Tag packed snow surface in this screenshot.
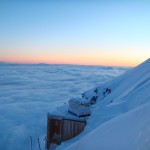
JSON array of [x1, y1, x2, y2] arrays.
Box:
[[65, 102, 150, 150], [0, 63, 128, 150], [56, 58, 150, 150]]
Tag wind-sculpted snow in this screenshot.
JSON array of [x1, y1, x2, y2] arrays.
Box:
[[0, 64, 128, 150]]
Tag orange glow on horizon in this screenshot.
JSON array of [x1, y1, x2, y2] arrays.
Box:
[[0, 56, 145, 67], [0, 46, 148, 67]]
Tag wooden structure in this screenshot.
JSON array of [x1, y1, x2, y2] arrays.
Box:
[[47, 113, 86, 149]]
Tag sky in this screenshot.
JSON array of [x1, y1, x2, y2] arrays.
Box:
[[0, 1, 150, 66]]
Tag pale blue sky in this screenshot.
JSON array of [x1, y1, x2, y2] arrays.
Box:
[[0, 1, 150, 66]]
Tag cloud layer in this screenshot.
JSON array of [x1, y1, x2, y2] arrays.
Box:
[[0, 64, 129, 150]]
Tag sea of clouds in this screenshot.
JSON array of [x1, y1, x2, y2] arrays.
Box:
[[0, 63, 129, 150]]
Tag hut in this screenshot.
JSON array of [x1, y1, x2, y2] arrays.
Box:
[[68, 98, 91, 117], [47, 113, 86, 150]]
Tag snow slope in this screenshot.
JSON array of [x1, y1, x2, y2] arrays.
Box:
[[65, 102, 150, 150], [57, 58, 150, 150]]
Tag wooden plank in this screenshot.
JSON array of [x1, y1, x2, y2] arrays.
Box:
[[47, 114, 86, 149]]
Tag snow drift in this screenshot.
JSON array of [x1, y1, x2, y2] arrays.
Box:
[[57, 58, 150, 150]]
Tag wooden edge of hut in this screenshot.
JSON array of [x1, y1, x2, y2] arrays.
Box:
[[47, 113, 87, 150]]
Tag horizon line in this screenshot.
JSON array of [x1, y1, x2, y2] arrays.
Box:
[[0, 61, 133, 68]]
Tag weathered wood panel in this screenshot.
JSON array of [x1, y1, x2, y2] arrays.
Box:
[[47, 114, 86, 150]]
